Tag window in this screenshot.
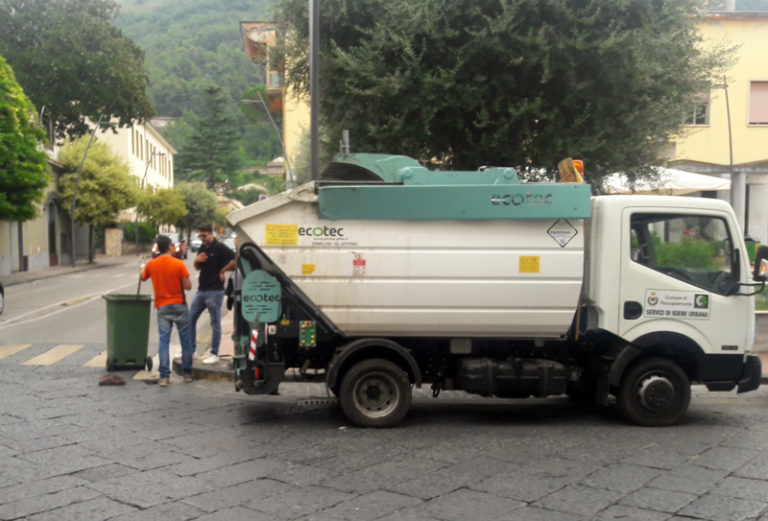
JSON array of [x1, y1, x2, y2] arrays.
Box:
[[630, 213, 738, 295], [749, 81, 768, 125], [684, 97, 709, 125]]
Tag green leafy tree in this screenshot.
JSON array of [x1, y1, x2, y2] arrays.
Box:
[[137, 187, 188, 232], [57, 137, 139, 260], [176, 87, 241, 187], [274, 0, 730, 181], [175, 182, 219, 241], [0, 0, 154, 140], [0, 54, 48, 221]]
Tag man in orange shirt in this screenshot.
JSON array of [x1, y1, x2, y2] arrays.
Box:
[[141, 235, 193, 387]]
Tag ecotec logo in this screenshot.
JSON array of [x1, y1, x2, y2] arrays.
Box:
[[298, 226, 345, 237], [491, 193, 553, 206]]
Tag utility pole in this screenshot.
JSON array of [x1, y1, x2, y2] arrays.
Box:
[[309, 0, 320, 180], [135, 151, 166, 255], [70, 114, 104, 267]]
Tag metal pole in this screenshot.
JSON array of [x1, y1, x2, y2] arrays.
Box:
[[309, 0, 320, 180], [341, 130, 350, 155], [240, 96, 292, 181], [136, 151, 165, 255], [722, 76, 744, 233], [70, 114, 104, 267]]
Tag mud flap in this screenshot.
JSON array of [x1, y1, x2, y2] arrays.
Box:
[[737, 355, 761, 393]]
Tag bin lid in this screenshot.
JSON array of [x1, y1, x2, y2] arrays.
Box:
[[103, 294, 153, 302]]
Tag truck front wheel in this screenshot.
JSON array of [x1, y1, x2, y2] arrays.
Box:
[[618, 357, 690, 426], [339, 359, 412, 427]]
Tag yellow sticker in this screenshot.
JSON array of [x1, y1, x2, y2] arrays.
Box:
[[302, 264, 316, 274], [519, 256, 540, 273], [265, 224, 298, 246]]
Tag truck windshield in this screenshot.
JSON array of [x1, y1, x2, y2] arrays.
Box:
[[630, 213, 738, 295]]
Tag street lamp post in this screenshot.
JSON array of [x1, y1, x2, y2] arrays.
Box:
[[714, 76, 743, 233], [240, 95, 293, 183], [135, 151, 166, 255]]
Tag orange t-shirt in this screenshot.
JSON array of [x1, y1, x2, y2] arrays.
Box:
[[141, 255, 190, 308]]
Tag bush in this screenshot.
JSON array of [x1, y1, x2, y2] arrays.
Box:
[[121, 221, 156, 244]]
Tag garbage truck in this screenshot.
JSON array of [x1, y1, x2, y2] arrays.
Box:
[[226, 153, 763, 427]]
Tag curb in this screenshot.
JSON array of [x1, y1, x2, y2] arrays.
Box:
[[171, 355, 234, 382]]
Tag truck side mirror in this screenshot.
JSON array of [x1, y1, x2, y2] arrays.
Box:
[[753, 245, 768, 281]]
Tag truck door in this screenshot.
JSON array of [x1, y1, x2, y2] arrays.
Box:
[[618, 209, 753, 355]]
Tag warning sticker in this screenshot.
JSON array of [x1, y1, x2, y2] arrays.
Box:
[[302, 264, 316, 275], [265, 224, 298, 246], [644, 290, 710, 320], [519, 256, 540, 273], [547, 219, 578, 248]]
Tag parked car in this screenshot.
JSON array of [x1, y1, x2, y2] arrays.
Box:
[[222, 236, 236, 252], [152, 233, 188, 259], [0, 281, 4, 315], [190, 236, 202, 252]]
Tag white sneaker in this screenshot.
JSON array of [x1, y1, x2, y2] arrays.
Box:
[[202, 354, 219, 364]]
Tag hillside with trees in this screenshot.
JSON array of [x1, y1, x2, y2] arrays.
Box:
[[113, 0, 282, 187]]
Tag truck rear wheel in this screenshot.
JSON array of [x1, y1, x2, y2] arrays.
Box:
[[339, 359, 411, 427], [618, 357, 690, 426]]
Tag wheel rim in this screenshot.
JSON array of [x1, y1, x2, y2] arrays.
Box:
[[636, 373, 676, 412], [352, 370, 400, 419]]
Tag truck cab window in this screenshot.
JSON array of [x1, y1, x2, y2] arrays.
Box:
[[630, 213, 737, 295]]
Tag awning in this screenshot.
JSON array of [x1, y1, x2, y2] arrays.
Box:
[[602, 168, 731, 195]]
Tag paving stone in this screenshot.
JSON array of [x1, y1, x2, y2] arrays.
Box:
[[619, 486, 698, 513], [678, 494, 768, 521], [689, 446, 759, 472], [182, 479, 293, 513], [712, 476, 768, 502], [733, 453, 768, 480], [646, 464, 729, 495], [246, 484, 354, 520], [593, 505, 669, 521], [0, 486, 100, 520], [532, 484, 623, 517], [579, 463, 661, 493], [620, 444, 691, 470], [306, 490, 423, 521], [472, 471, 570, 502], [417, 488, 523, 521], [389, 470, 480, 500], [190, 505, 273, 521], [0, 476, 89, 504], [108, 500, 205, 521], [25, 496, 137, 521], [194, 458, 286, 488], [520, 456, 602, 481]]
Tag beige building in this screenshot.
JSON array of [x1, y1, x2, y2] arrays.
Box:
[[670, 10, 768, 241], [0, 120, 177, 275], [240, 21, 308, 183]]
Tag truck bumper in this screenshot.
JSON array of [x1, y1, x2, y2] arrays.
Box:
[[737, 354, 761, 393]]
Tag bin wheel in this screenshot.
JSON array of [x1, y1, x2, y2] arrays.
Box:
[[106, 359, 114, 372], [145, 356, 153, 371]]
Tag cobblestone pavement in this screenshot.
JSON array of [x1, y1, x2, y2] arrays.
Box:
[[4, 363, 768, 521]]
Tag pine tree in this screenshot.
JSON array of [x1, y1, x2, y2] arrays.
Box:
[[176, 87, 241, 188]]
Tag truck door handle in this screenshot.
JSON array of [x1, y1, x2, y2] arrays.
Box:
[[624, 301, 643, 320]]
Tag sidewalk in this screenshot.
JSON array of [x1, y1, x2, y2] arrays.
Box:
[[0, 253, 139, 287]]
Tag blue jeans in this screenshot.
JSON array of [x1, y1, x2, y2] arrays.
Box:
[[189, 290, 225, 356], [156, 304, 193, 378]]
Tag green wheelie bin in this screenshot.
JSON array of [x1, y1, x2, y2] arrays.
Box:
[[103, 294, 153, 371]]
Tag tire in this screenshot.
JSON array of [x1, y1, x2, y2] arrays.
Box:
[[145, 356, 153, 371], [618, 357, 690, 426], [339, 358, 412, 427]]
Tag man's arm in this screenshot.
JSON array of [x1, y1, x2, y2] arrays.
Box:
[[182, 276, 192, 291], [219, 259, 236, 283], [193, 252, 207, 271]]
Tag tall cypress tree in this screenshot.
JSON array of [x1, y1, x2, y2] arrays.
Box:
[[176, 87, 241, 188]]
